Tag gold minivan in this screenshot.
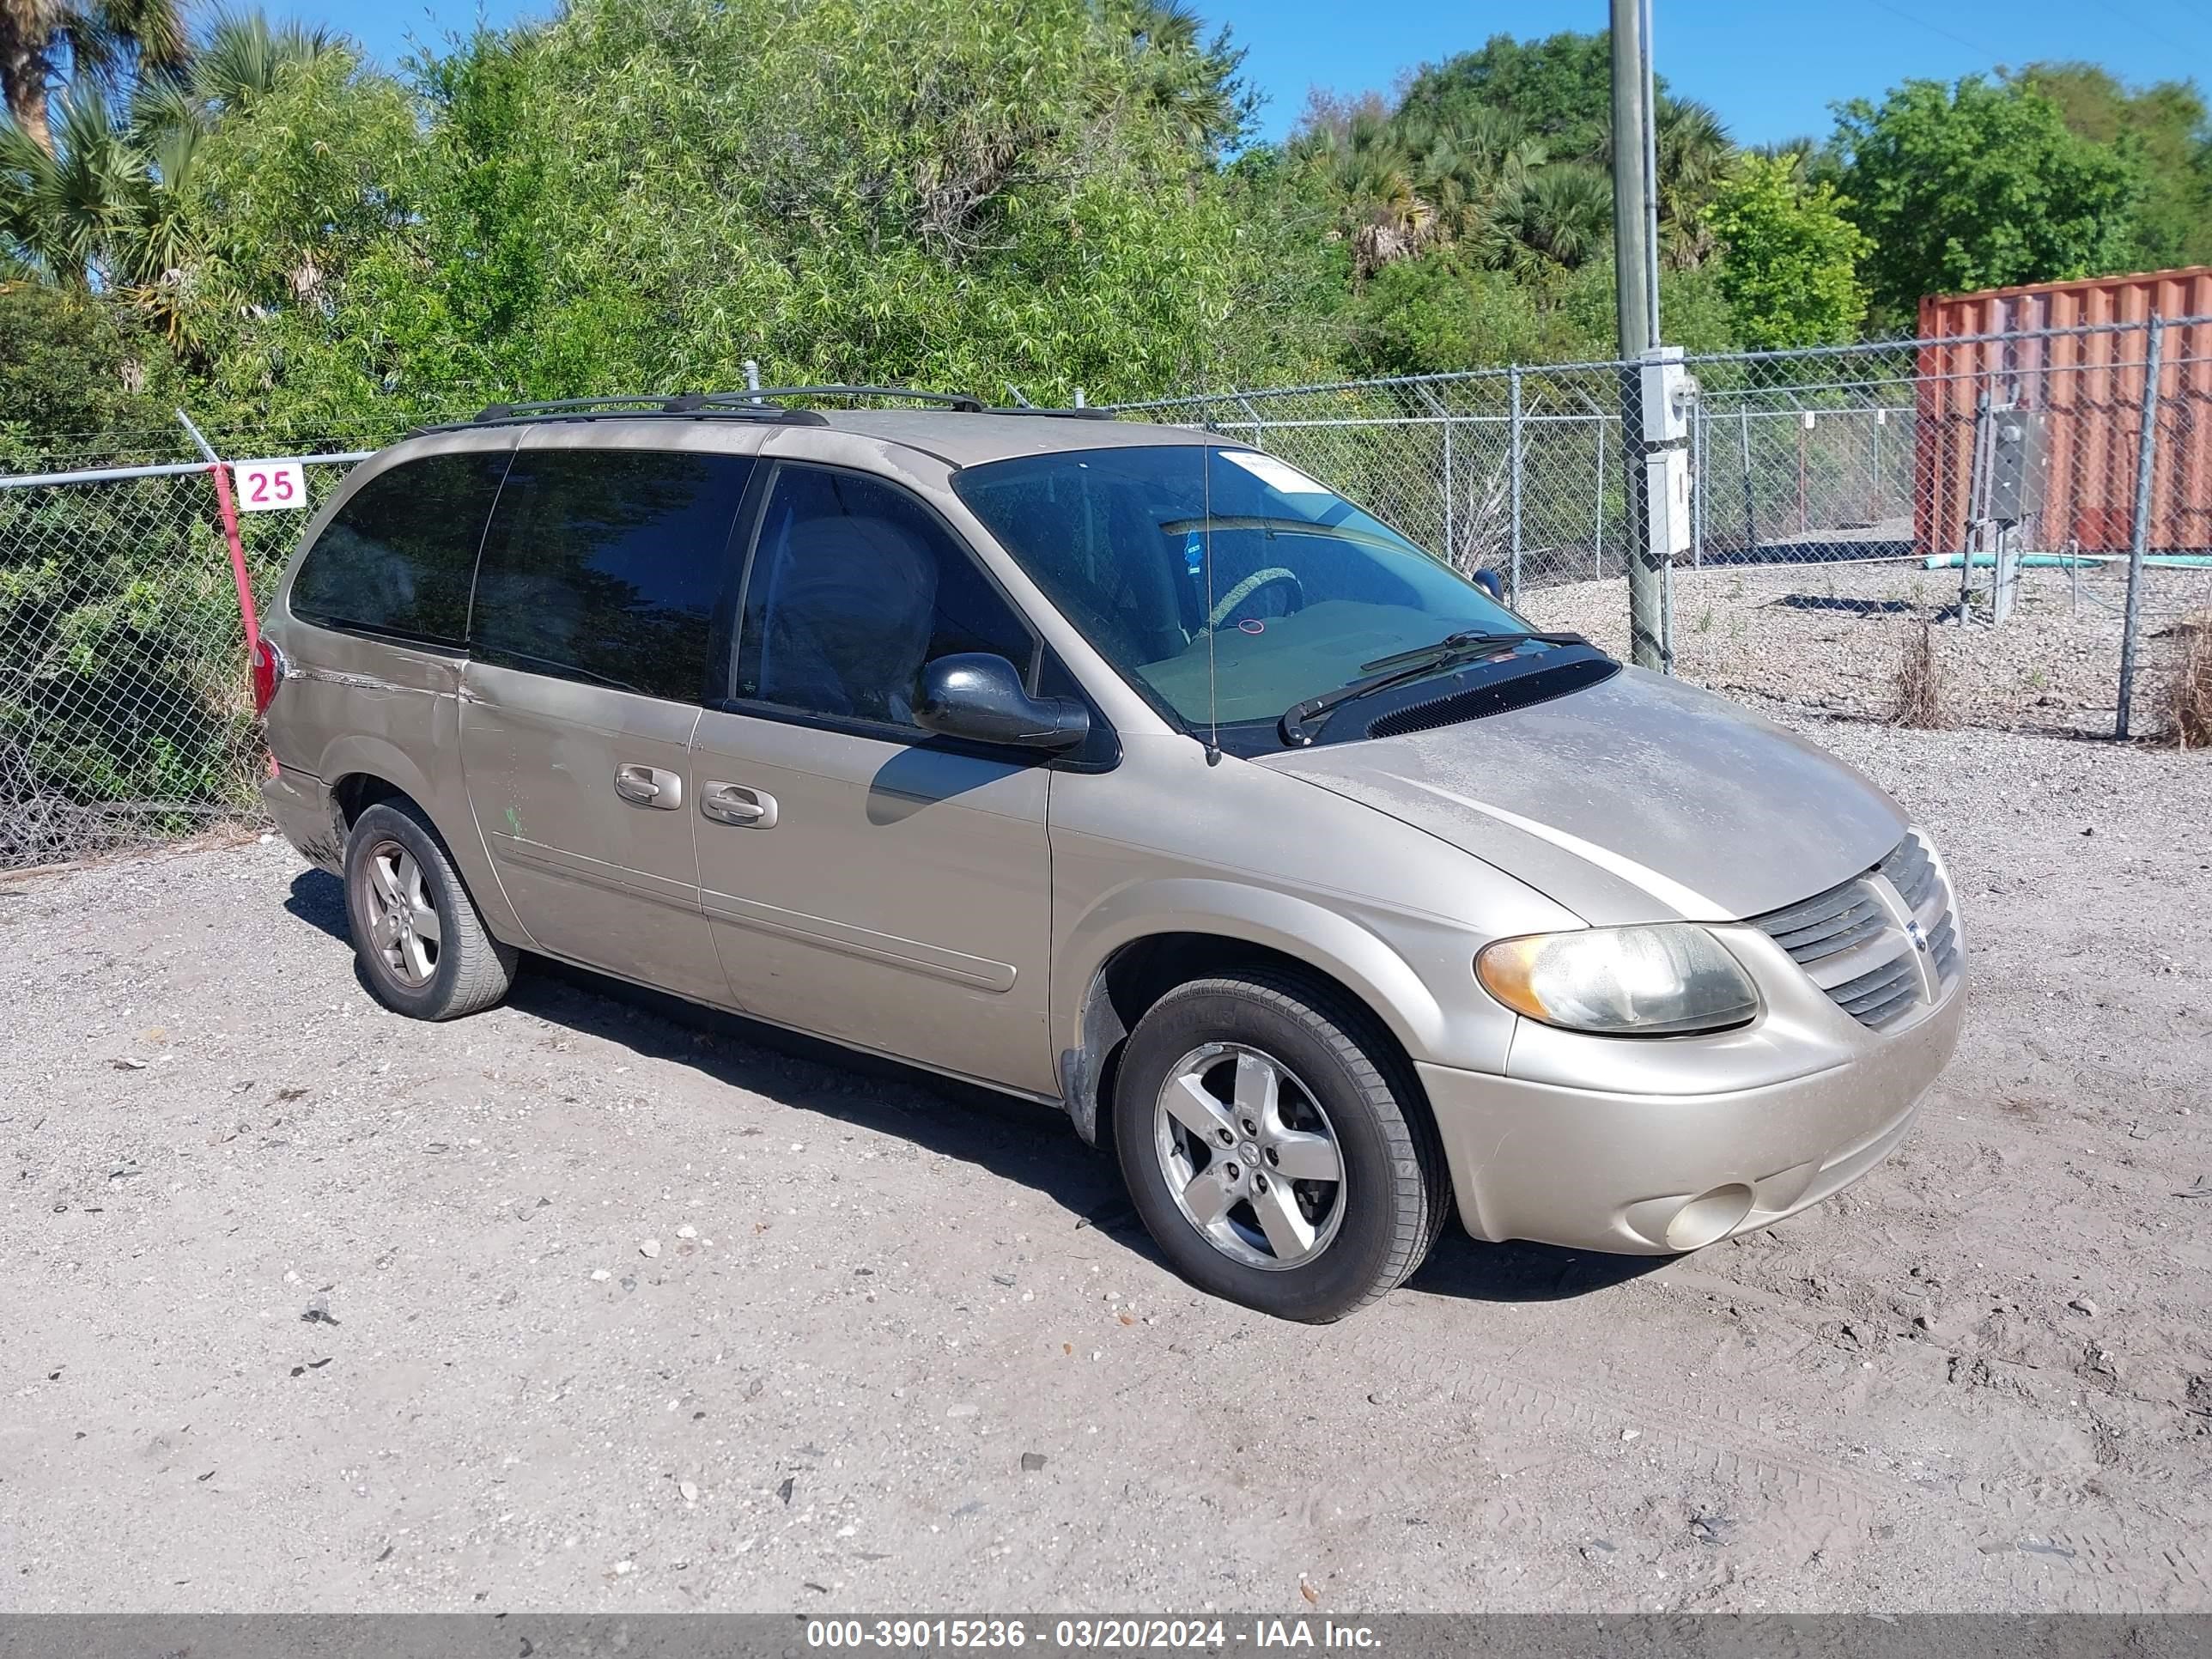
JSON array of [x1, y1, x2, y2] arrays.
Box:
[[258, 391, 1964, 1322]]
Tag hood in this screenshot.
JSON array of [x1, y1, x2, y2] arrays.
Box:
[[1263, 665, 1905, 925]]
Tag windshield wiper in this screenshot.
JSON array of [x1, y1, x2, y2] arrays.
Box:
[[1357, 629, 1586, 674], [1278, 629, 1588, 747]]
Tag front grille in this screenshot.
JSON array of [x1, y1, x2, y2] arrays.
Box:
[[1830, 955, 1922, 1027], [1751, 830, 1960, 1031], [1881, 833, 1939, 913]]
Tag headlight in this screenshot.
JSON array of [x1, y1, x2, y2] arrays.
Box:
[[1475, 923, 1759, 1036]]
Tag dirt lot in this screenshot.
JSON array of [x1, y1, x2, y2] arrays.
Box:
[[1528, 557, 2211, 738], [3, 719, 2209, 1614]]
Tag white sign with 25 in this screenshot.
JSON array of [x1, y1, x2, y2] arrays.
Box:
[[232, 459, 307, 512]]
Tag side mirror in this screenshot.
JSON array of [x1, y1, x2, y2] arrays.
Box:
[[1473, 568, 1506, 602], [915, 653, 1091, 752]]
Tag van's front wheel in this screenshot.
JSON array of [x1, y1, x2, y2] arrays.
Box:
[[1113, 970, 1446, 1322]]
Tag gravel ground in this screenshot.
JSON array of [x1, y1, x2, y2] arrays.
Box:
[[3, 722, 2209, 1614], [1526, 558, 2212, 736]]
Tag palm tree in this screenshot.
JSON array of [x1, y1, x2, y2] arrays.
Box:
[[1393, 104, 1548, 252], [1482, 162, 1613, 279], [1299, 108, 1443, 278], [1593, 94, 1735, 269], [1652, 98, 1730, 267], [1477, 164, 1619, 279], [0, 0, 185, 155], [0, 85, 148, 280], [2, 11, 346, 339], [1103, 0, 1251, 160]]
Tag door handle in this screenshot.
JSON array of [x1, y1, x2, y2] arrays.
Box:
[[614, 763, 683, 809], [702, 781, 777, 829]]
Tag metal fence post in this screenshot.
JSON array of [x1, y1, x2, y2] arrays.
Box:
[[1508, 367, 1524, 602], [1442, 405, 1456, 568], [1235, 394, 1266, 456], [1414, 384, 1454, 564], [175, 409, 262, 661], [1593, 415, 1607, 578], [1737, 407, 1756, 554], [2116, 313, 2166, 740], [1963, 390, 1992, 625], [1691, 400, 1705, 568]]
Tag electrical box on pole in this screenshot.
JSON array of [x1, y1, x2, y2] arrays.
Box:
[[1639, 345, 1697, 562], [1640, 345, 1695, 445]]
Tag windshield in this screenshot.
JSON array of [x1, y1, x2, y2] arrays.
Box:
[[954, 444, 1529, 731]]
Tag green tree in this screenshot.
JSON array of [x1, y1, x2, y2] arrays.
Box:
[[179, 0, 1319, 422], [0, 277, 173, 454], [1556, 258, 1739, 354], [1481, 162, 1612, 280], [1397, 31, 1623, 161], [1834, 75, 2142, 325], [1342, 250, 1596, 375], [0, 9, 343, 343], [1395, 32, 1733, 274], [1709, 152, 1869, 348], [0, 0, 184, 154], [2018, 62, 2212, 270], [1103, 0, 1255, 161]]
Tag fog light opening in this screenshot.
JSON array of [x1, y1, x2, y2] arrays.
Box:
[[1664, 1183, 1755, 1252]]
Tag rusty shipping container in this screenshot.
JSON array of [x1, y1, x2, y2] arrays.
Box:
[[1915, 268, 2212, 556]]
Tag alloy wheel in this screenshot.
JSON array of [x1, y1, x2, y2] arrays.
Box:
[[362, 838, 441, 989], [1153, 1041, 1346, 1271]]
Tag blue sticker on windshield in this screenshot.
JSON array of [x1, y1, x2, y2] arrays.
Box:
[[1185, 532, 1204, 579]]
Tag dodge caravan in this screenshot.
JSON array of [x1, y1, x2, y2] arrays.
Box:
[[256, 390, 1964, 1322]]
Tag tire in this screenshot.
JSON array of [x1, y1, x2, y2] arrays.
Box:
[[1112, 969, 1447, 1322], [343, 799, 517, 1021]]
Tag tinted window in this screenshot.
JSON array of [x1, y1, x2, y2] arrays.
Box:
[[734, 465, 1034, 728], [471, 448, 757, 702], [289, 450, 510, 645]]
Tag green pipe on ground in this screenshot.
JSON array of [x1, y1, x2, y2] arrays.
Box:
[[1922, 551, 2212, 570]]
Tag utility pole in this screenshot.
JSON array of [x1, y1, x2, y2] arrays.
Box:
[[1610, 0, 1665, 669]]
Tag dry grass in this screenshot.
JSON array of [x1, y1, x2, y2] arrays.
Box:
[[2166, 612, 2212, 749], [1890, 622, 1950, 730]]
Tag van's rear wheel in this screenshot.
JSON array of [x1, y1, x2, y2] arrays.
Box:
[[1113, 970, 1446, 1322], [343, 799, 516, 1021]]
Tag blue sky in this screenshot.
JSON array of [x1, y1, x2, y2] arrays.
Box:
[[295, 0, 2210, 147]]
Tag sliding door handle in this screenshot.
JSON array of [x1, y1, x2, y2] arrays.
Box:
[[702, 781, 777, 828], [614, 763, 683, 809]]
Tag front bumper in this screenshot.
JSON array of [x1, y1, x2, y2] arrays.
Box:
[[259, 766, 344, 874], [1415, 975, 1963, 1255]]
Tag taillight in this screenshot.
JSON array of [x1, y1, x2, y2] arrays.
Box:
[[251, 635, 287, 717]]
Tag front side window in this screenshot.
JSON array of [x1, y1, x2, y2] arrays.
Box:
[[471, 447, 757, 702], [289, 449, 511, 646], [954, 444, 1532, 732], [733, 465, 1034, 728]]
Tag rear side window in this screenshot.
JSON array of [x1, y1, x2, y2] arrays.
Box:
[[289, 450, 511, 646], [471, 448, 757, 702]]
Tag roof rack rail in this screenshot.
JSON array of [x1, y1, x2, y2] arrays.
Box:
[[720, 386, 989, 412], [431, 385, 1115, 436], [468, 386, 990, 423], [731, 386, 1111, 418]]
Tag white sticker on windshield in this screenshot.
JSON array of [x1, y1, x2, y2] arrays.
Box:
[[1219, 449, 1332, 496]]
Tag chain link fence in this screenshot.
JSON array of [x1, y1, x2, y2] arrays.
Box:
[[3, 324, 2207, 872], [1116, 313, 2212, 744], [0, 451, 359, 869]]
